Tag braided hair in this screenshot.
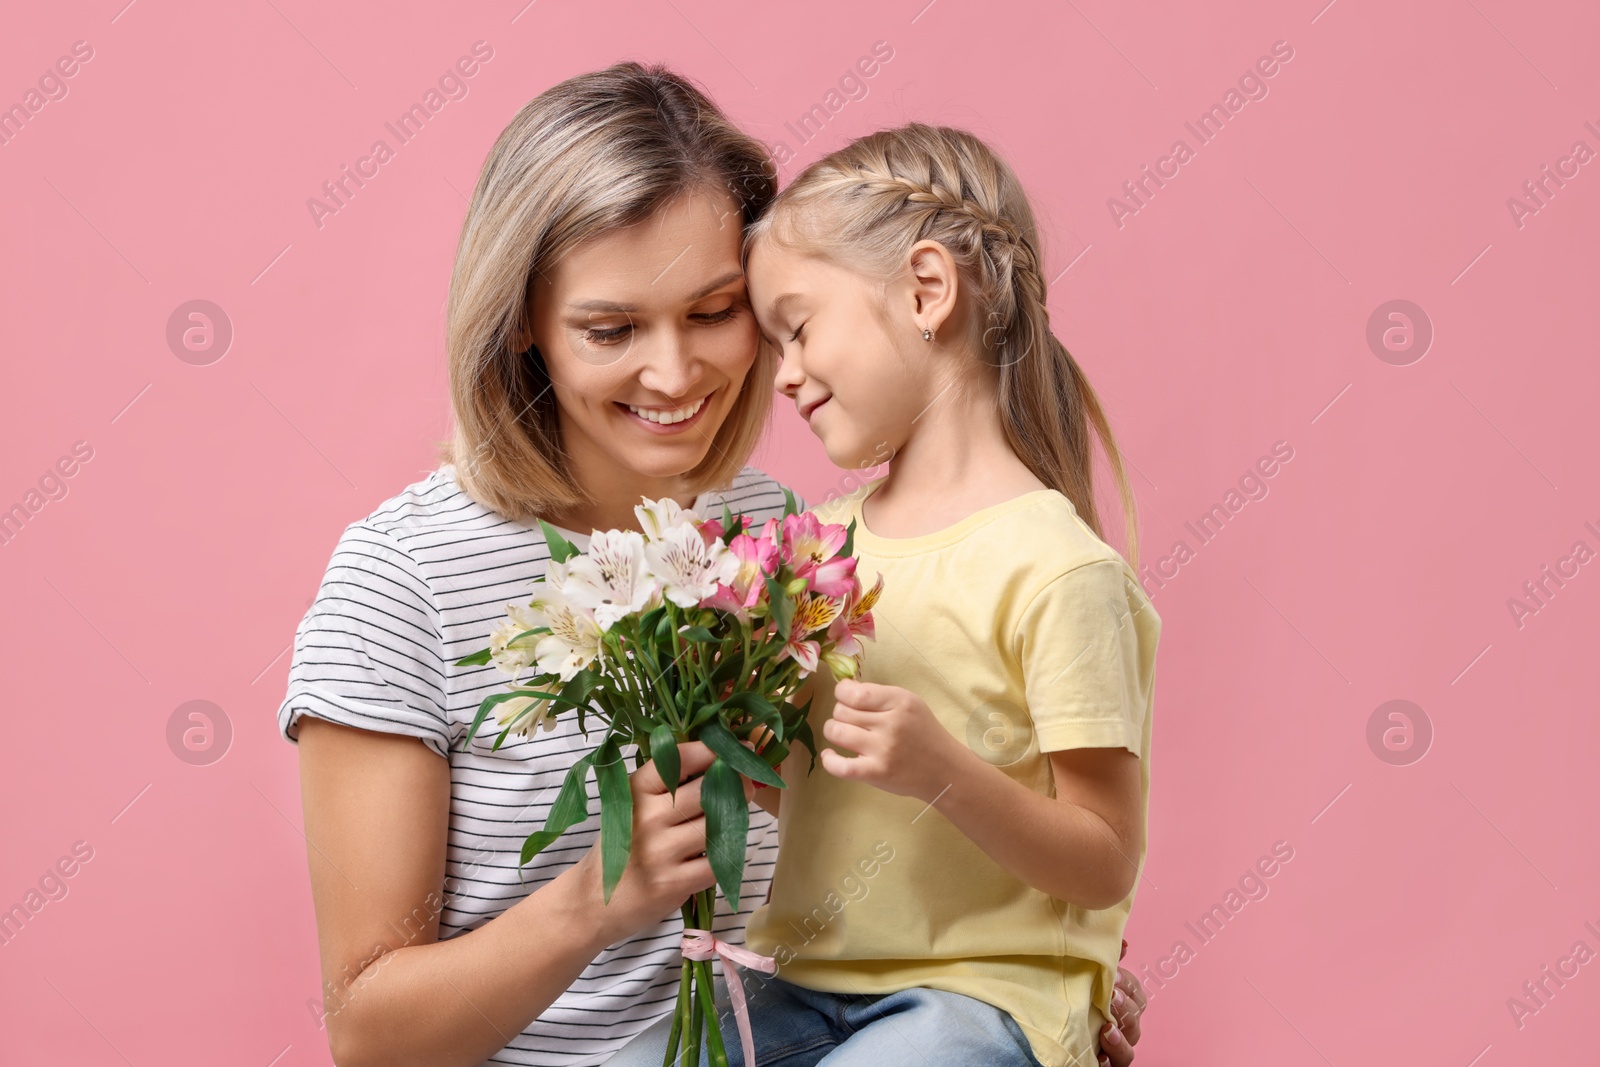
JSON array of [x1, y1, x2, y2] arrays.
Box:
[[749, 123, 1141, 569]]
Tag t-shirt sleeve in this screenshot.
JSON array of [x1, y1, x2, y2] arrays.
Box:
[[1015, 559, 1158, 756], [277, 521, 452, 759]]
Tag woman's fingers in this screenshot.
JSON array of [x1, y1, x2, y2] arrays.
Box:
[[1100, 1021, 1133, 1067], [1113, 965, 1146, 1044]]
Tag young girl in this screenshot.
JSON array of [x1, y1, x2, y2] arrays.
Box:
[[733, 123, 1157, 1067]]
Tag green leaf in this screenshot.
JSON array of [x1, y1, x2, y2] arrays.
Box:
[[723, 691, 778, 719], [649, 723, 681, 797], [679, 626, 718, 643], [686, 700, 725, 734], [454, 648, 492, 667], [699, 719, 785, 788], [701, 757, 749, 910], [765, 576, 794, 641], [638, 605, 666, 640], [519, 750, 597, 864], [782, 486, 801, 518], [539, 520, 581, 563], [555, 668, 600, 711], [793, 716, 820, 774], [594, 739, 634, 904], [840, 516, 857, 561]]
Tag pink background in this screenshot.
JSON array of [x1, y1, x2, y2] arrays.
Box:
[[2, 1, 1596, 1063]]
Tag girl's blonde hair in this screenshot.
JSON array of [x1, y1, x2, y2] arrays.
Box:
[[748, 123, 1140, 569], [439, 61, 779, 522]]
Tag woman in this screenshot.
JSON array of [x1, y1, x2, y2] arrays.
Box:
[[278, 61, 1148, 1067]]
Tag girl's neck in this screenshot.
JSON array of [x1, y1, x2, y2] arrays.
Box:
[[864, 375, 1047, 540]]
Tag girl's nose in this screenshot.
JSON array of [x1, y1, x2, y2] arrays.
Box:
[[772, 345, 804, 397]]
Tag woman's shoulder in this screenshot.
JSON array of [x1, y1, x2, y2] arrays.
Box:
[[697, 466, 801, 522], [324, 465, 544, 583]]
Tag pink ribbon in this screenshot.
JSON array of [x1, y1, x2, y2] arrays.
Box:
[[681, 929, 778, 1066]]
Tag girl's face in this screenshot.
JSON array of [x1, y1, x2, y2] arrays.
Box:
[[746, 237, 927, 471], [527, 187, 757, 496]]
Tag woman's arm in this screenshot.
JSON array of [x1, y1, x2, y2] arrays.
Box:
[[298, 718, 741, 1067]]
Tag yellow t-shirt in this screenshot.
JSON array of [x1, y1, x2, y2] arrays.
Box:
[[743, 480, 1160, 1067]]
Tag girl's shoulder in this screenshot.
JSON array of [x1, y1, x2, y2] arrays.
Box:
[[999, 489, 1142, 588]]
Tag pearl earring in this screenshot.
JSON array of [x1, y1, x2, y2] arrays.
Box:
[[921, 326, 935, 342]]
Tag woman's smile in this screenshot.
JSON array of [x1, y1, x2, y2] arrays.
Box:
[[615, 388, 717, 434]]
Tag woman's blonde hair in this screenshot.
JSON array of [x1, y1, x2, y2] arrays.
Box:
[[748, 123, 1140, 568], [439, 61, 779, 522]]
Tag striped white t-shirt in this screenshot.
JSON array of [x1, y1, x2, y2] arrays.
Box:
[[277, 463, 801, 1066]]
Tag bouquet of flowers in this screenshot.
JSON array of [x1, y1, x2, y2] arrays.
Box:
[[455, 490, 879, 1067]]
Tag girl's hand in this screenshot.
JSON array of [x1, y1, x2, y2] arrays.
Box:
[[820, 679, 967, 802], [1099, 939, 1147, 1067]]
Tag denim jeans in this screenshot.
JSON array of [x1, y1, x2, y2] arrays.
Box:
[[603, 969, 1046, 1067]]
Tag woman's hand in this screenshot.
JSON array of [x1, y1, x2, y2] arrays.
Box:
[[1099, 939, 1147, 1067], [578, 740, 752, 945]]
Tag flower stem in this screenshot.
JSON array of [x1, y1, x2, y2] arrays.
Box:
[[696, 954, 730, 1067]]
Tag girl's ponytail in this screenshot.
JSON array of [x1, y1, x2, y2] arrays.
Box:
[[752, 123, 1141, 569]]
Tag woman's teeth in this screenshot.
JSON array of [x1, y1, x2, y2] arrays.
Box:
[[625, 396, 707, 425]]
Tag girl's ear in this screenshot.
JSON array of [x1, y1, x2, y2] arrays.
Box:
[[904, 239, 959, 337]]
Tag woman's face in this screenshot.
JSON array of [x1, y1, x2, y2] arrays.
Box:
[[527, 187, 758, 504]]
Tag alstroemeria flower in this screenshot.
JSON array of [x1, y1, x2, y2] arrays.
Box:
[[827, 572, 883, 656], [562, 529, 657, 630], [489, 602, 546, 679], [704, 532, 780, 616], [526, 582, 603, 680], [777, 593, 845, 675], [643, 523, 741, 608], [635, 497, 703, 541], [781, 512, 856, 597], [497, 691, 559, 737]]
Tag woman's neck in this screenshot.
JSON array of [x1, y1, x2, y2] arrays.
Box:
[[540, 459, 702, 536]]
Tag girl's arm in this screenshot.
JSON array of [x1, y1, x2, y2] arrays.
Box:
[[936, 745, 1143, 910], [297, 718, 740, 1067], [822, 679, 1143, 909]]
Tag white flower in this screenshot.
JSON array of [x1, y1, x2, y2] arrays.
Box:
[[526, 582, 603, 680], [497, 692, 559, 737], [635, 497, 703, 541], [562, 529, 658, 630], [488, 603, 544, 679], [643, 522, 741, 608]]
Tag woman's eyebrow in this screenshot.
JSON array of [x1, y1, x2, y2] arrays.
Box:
[[567, 270, 746, 314]]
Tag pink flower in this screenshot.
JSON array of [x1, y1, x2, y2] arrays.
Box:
[[780, 512, 856, 597], [696, 517, 726, 548], [777, 593, 845, 676], [703, 533, 779, 616], [827, 572, 882, 656]]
